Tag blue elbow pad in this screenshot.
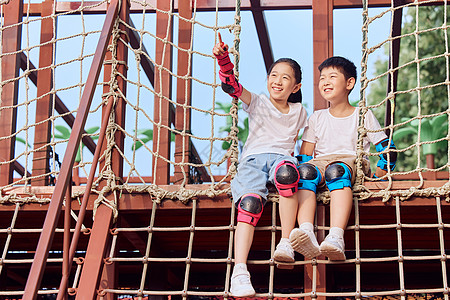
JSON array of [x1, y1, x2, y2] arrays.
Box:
[[376, 138, 397, 171], [296, 154, 313, 164]]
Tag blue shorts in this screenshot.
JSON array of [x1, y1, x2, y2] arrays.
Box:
[[231, 153, 298, 205]]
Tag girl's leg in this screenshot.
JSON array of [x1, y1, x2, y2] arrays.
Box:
[[278, 194, 299, 239], [231, 222, 256, 297], [234, 222, 255, 264]]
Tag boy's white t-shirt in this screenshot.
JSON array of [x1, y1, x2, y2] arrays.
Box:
[[240, 93, 307, 159], [302, 107, 387, 158]]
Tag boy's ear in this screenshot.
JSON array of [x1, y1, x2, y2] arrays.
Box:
[[346, 77, 356, 91]]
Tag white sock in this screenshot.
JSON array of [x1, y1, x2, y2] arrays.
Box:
[[329, 227, 344, 239], [300, 222, 314, 232], [234, 263, 247, 271]]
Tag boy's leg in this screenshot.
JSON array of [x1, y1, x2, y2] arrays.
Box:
[[330, 187, 353, 229], [320, 162, 354, 260], [289, 189, 321, 259]]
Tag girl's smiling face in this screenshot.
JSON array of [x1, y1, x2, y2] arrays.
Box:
[[267, 62, 301, 103]]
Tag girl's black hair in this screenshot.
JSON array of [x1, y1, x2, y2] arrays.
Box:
[[268, 58, 302, 103]]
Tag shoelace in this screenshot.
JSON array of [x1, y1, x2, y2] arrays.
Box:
[[235, 274, 251, 285]]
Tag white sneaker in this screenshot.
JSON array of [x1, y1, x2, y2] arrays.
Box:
[[320, 234, 346, 261], [289, 228, 320, 259], [273, 238, 295, 263], [230, 264, 256, 297]]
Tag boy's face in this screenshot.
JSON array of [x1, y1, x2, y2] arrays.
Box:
[[318, 66, 355, 103]]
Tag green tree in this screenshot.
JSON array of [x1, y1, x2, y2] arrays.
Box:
[[214, 101, 249, 152], [54, 125, 100, 162], [132, 129, 175, 151], [367, 5, 449, 171]]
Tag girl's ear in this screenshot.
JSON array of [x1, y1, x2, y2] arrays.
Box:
[[293, 82, 302, 94]]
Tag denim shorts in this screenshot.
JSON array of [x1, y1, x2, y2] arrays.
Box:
[[230, 153, 298, 205]]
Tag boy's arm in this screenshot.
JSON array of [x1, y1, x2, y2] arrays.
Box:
[[297, 141, 315, 163], [300, 141, 315, 156]]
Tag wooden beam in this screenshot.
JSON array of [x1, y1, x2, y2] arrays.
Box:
[[128, 18, 155, 87], [250, 0, 274, 72], [174, 0, 193, 184], [152, 0, 173, 185], [312, 0, 333, 111], [19, 53, 97, 155], [19, 0, 446, 16], [384, 0, 403, 135], [31, 0, 56, 186], [0, 0, 23, 186]]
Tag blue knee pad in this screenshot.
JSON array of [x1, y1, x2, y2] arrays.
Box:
[[297, 163, 322, 193], [325, 162, 352, 192]]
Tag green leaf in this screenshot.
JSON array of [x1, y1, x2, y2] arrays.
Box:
[[55, 125, 71, 139], [393, 127, 417, 141]]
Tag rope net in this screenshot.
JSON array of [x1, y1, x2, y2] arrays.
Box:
[[354, 0, 450, 203], [0, 0, 450, 299]]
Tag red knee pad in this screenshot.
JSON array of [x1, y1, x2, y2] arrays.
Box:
[[274, 160, 300, 197], [237, 193, 263, 227]]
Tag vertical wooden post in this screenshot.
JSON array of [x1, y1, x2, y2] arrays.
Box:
[[312, 0, 333, 111], [76, 0, 128, 297], [32, 0, 55, 186], [0, 0, 23, 186], [308, 1, 334, 296], [174, 0, 192, 184], [152, 0, 173, 185]]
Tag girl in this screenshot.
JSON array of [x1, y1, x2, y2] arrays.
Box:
[[213, 34, 307, 297]]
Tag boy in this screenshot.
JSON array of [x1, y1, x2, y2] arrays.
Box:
[[286, 56, 396, 261]]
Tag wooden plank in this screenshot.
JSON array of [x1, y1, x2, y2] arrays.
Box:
[[31, 0, 55, 186], [312, 0, 333, 111], [0, 0, 23, 186], [152, 0, 173, 185], [250, 0, 274, 72], [174, 0, 193, 184]]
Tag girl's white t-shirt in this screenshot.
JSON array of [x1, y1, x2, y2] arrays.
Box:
[[302, 107, 387, 158], [240, 93, 307, 159]]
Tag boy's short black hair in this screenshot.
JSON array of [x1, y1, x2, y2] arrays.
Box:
[[318, 56, 357, 81]]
